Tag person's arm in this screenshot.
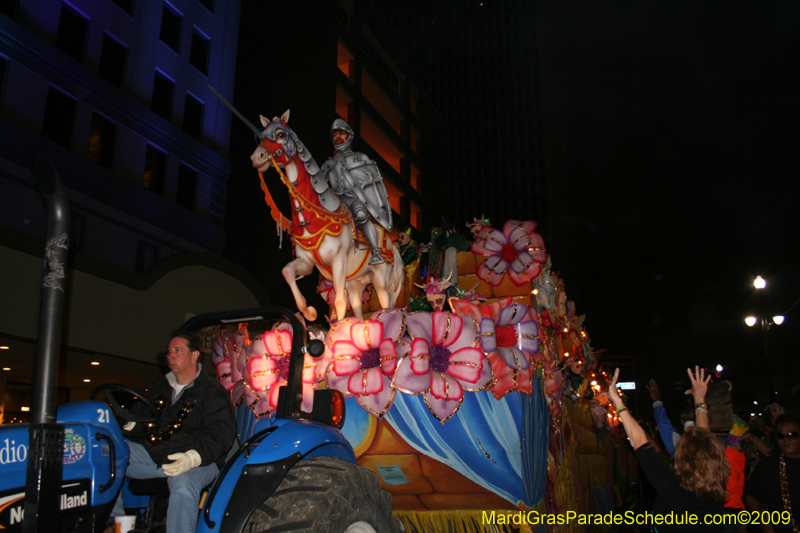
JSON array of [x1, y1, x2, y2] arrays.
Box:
[[607, 368, 648, 449], [685, 366, 710, 429], [742, 433, 772, 457], [648, 379, 678, 456], [744, 495, 775, 533]]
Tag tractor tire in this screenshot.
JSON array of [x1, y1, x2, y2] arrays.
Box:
[[242, 456, 401, 533]]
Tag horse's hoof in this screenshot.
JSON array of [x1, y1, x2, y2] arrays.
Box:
[[303, 307, 318, 321]]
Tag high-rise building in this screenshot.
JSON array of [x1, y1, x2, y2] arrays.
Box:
[[0, 0, 263, 418], [373, 0, 548, 231]]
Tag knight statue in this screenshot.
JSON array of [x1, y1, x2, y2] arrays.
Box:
[[320, 119, 392, 264]]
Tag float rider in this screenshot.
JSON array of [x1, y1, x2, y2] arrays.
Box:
[[320, 119, 393, 265]]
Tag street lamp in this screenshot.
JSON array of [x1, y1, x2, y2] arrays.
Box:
[[745, 276, 784, 401]]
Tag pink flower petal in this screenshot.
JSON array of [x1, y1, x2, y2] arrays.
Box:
[[449, 297, 483, 325], [379, 338, 398, 375], [392, 356, 431, 394], [351, 321, 383, 351], [447, 347, 484, 383], [372, 308, 405, 342], [447, 315, 478, 353], [503, 219, 537, 239], [479, 318, 496, 352], [405, 312, 433, 342], [471, 228, 507, 256], [301, 383, 315, 413], [249, 356, 280, 391], [215, 361, 233, 391], [357, 377, 396, 417], [508, 260, 542, 286], [431, 311, 449, 346], [430, 371, 464, 401], [424, 392, 463, 423], [331, 340, 362, 376], [409, 338, 430, 375], [302, 355, 316, 383], [253, 397, 273, 418], [264, 330, 292, 356], [498, 302, 528, 326], [325, 367, 352, 397], [268, 384, 283, 411], [348, 367, 384, 396], [477, 256, 509, 287]]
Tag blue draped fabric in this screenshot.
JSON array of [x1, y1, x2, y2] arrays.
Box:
[[235, 383, 550, 509], [383, 382, 550, 507]]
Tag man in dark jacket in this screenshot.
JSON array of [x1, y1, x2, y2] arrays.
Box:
[[112, 332, 236, 533]]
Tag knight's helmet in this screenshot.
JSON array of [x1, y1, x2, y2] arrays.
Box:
[[331, 118, 355, 152]]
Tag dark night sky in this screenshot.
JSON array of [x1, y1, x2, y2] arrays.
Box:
[[226, 1, 800, 416], [533, 1, 800, 413]]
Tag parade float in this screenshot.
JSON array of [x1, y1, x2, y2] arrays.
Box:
[[208, 102, 637, 532]]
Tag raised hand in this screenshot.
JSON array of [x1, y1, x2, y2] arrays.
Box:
[[646, 379, 661, 402], [685, 366, 710, 403]]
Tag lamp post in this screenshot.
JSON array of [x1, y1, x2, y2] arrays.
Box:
[[745, 275, 785, 402]]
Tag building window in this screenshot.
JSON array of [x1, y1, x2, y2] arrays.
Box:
[[196, 0, 213, 12], [111, 0, 133, 15], [152, 71, 174, 121], [183, 93, 203, 139], [189, 28, 210, 74], [337, 41, 355, 81], [336, 84, 354, 123], [160, 3, 182, 52], [135, 240, 158, 272], [56, 3, 88, 63], [87, 113, 117, 168], [42, 87, 77, 149], [176, 163, 197, 210], [143, 145, 167, 195], [98, 34, 127, 88]]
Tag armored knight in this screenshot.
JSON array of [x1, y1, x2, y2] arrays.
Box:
[[320, 119, 392, 264]]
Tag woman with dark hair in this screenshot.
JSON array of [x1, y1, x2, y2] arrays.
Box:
[[608, 366, 729, 531], [744, 413, 800, 533]]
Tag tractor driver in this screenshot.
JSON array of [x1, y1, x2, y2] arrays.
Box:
[[111, 332, 236, 533]]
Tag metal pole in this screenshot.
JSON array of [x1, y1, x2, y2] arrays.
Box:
[[763, 319, 775, 403], [23, 153, 68, 533]]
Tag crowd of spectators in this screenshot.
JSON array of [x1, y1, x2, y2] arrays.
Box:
[[610, 367, 800, 532]]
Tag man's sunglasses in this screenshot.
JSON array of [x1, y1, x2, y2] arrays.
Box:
[[777, 432, 799, 440]]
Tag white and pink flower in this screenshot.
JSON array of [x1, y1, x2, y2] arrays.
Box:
[[393, 311, 493, 423], [325, 309, 403, 416], [450, 297, 540, 399], [248, 323, 316, 417], [472, 220, 547, 287]]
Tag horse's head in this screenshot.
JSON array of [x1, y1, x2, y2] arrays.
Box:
[[250, 110, 296, 172]]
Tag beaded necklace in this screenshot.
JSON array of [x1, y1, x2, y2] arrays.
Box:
[[779, 454, 800, 533]]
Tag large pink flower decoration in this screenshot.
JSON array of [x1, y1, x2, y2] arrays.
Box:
[[472, 220, 547, 286], [393, 311, 493, 423], [325, 309, 403, 417], [450, 297, 540, 399], [248, 323, 316, 417], [212, 326, 250, 406]]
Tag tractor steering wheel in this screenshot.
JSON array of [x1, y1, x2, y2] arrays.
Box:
[[90, 383, 159, 437]]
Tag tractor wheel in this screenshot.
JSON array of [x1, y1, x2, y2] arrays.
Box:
[[242, 456, 401, 533]]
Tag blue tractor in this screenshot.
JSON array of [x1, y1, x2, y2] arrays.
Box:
[[0, 155, 400, 533]]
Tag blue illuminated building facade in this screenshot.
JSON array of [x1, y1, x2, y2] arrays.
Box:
[[0, 0, 266, 419]]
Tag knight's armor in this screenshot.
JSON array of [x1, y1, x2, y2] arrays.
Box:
[[320, 119, 392, 264]]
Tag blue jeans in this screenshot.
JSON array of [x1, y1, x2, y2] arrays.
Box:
[[112, 441, 218, 533]]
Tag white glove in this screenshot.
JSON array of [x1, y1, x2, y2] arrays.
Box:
[[161, 450, 201, 477], [123, 421, 136, 431]]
